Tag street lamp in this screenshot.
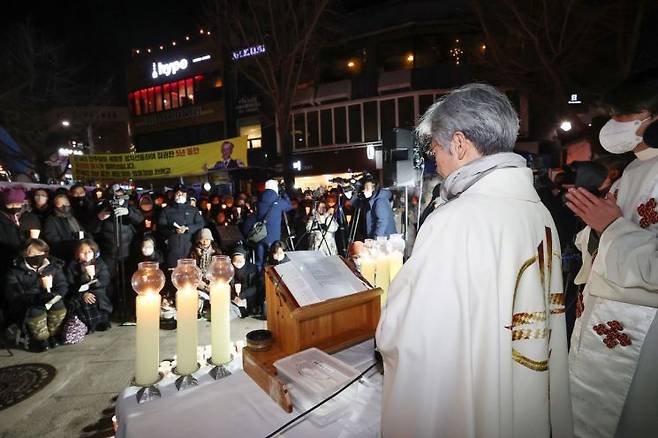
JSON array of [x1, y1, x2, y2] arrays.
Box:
[[61, 120, 70, 127], [560, 121, 572, 132]]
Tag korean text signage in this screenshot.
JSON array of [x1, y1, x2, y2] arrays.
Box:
[[71, 136, 248, 180]]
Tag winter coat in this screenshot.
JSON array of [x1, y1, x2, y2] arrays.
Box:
[[158, 203, 203, 268], [230, 262, 261, 307], [71, 197, 95, 231], [42, 215, 82, 262], [65, 258, 113, 317], [4, 256, 69, 324], [361, 188, 397, 238], [0, 212, 24, 271], [88, 204, 144, 260], [246, 189, 293, 246]]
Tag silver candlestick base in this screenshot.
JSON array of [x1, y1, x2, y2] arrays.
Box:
[[173, 364, 200, 391], [209, 359, 232, 380], [132, 373, 164, 404]]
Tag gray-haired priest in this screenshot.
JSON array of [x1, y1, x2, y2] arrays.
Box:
[[376, 84, 573, 437]]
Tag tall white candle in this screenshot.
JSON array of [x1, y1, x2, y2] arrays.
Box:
[[388, 251, 404, 283], [135, 292, 161, 386], [360, 256, 376, 287], [375, 254, 390, 307], [210, 282, 231, 364], [176, 286, 198, 375]]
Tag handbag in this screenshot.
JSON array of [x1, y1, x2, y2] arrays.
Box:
[[62, 315, 87, 344], [246, 198, 278, 245]]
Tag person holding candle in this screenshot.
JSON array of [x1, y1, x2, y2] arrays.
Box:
[[65, 239, 112, 332], [230, 246, 262, 318], [4, 239, 68, 352], [190, 228, 222, 316], [20, 189, 51, 235]]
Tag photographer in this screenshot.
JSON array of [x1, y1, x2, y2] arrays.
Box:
[[246, 179, 293, 271], [353, 175, 397, 239], [88, 185, 144, 279]]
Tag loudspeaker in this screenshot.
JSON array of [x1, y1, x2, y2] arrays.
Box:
[[382, 128, 415, 187]]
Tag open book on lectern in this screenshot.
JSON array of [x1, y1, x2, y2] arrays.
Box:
[[273, 251, 370, 307]]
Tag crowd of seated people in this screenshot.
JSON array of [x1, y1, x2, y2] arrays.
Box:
[[0, 180, 357, 352]]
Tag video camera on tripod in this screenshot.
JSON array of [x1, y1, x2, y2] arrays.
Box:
[[329, 172, 366, 199]]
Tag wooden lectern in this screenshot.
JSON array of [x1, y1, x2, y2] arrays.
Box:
[[243, 257, 381, 412]]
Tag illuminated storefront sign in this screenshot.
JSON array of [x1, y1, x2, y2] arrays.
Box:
[[192, 55, 211, 63], [152, 58, 189, 79], [231, 45, 266, 61]]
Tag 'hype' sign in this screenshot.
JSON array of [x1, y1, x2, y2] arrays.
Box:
[[151, 59, 189, 79]]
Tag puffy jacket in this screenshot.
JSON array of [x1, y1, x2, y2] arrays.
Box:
[[42, 215, 82, 262], [65, 258, 113, 316], [158, 203, 203, 268], [4, 256, 68, 324], [88, 204, 144, 260], [362, 188, 397, 238], [248, 189, 293, 246]]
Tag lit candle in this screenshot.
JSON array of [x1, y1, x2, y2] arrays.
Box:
[[132, 262, 165, 387], [176, 285, 199, 375], [29, 229, 40, 239], [135, 291, 161, 385], [375, 254, 390, 307], [388, 250, 404, 283], [208, 255, 234, 366], [210, 282, 231, 364], [145, 219, 152, 229], [360, 256, 376, 287]]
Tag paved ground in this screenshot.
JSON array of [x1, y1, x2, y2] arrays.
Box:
[[0, 317, 266, 438]]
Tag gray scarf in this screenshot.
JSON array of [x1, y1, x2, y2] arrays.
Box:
[[440, 152, 527, 202]]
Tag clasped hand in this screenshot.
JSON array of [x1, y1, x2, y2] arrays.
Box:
[[565, 187, 623, 234]]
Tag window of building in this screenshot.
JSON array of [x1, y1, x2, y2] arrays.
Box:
[[398, 96, 415, 129], [334, 106, 347, 144], [307, 111, 319, 147], [155, 87, 163, 112], [380, 99, 396, 137], [418, 94, 434, 117], [348, 104, 362, 143], [239, 120, 262, 149], [163, 83, 171, 110], [320, 109, 333, 146], [363, 101, 378, 141], [293, 113, 306, 148]]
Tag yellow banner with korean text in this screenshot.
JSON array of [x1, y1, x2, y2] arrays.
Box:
[[71, 136, 248, 180]]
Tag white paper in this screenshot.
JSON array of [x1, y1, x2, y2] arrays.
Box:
[[79, 283, 90, 293], [274, 252, 368, 306], [45, 294, 62, 310]]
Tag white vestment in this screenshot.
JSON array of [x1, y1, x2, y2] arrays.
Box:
[[376, 167, 573, 438], [569, 148, 658, 438]]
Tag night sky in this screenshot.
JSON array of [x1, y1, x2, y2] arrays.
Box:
[[6, 0, 388, 105], [7, 0, 206, 103]]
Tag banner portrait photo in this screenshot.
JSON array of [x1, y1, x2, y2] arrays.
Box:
[[71, 136, 248, 180]]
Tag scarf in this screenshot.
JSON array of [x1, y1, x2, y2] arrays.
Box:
[[440, 152, 527, 202], [195, 246, 215, 273], [54, 208, 81, 234]]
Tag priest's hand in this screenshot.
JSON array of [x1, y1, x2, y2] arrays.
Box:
[[565, 188, 622, 234]]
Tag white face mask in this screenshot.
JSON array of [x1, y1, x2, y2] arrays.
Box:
[[233, 261, 245, 269], [83, 253, 94, 263], [142, 246, 154, 256], [175, 196, 187, 204], [273, 252, 284, 262], [599, 117, 649, 154], [363, 190, 373, 199]]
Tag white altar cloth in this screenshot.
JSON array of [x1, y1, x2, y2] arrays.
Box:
[[115, 340, 381, 437]]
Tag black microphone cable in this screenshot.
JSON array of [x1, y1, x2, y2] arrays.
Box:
[[264, 361, 378, 438]]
